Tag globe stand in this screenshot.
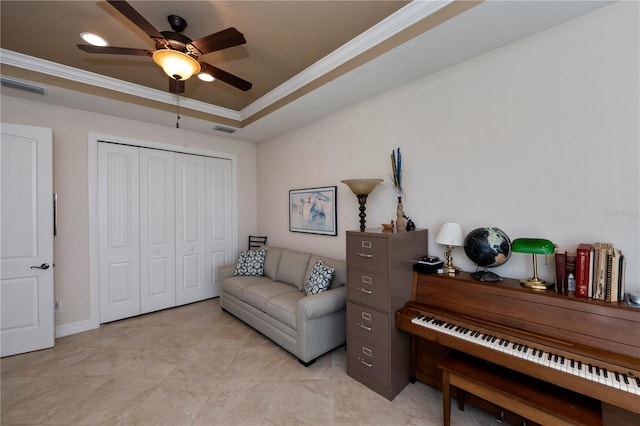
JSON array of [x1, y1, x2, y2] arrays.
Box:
[[471, 267, 503, 282]]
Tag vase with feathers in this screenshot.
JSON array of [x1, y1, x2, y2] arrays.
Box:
[[391, 148, 407, 231]]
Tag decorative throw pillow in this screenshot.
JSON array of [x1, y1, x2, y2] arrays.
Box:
[[233, 248, 267, 277], [304, 259, 335, 296]]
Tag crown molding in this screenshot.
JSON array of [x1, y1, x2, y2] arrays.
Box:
[[239, 0, 453, 119], [0, 48, 241, 121]]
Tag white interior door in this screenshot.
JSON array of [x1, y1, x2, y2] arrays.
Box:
[[98, 143, 140, 323], [175, 153, 206, 305], [205, 157, 233, 298], [1, 123, 54, 357], [140, 148, 175, 314]]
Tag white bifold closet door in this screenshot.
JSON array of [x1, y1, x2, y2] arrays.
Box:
[[98, 143, 141, 323], [175, 153, 206, 305], [98, 143, 233, 323], [140, 148, 175, 314]]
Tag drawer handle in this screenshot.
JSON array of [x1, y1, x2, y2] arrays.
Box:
[[358, 287, 372, 295], [357, 322, 372, 331], [358, 357, 373, 368], [357, 252, 372, 258]]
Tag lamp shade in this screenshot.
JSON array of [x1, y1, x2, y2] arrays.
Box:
[[341, 178, 382, 195], [152, 49, 201, 81], [435, 223, 464, 246], [511, 238, 555, 255]]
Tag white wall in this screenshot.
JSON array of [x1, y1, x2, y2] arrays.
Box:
[[257, 2, 640, 292], [1, 96, 258, 328]]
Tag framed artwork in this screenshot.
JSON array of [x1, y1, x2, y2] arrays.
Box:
[[289, 186, 337, 236]]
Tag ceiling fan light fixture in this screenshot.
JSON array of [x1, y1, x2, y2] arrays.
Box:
[[197, 73, 215, 82], [152, 49, 201, 81], [80, 32, 109, 47]]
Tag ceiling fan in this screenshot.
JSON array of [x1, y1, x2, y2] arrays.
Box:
[[77, 0, 252, 93]]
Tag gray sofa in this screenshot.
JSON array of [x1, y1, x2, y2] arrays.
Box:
[[219, 246, 347, 366]]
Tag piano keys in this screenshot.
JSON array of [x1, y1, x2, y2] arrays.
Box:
[[396, 271, 640, 419]]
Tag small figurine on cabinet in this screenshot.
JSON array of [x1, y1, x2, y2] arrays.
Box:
[[406, 217, 416, 231]]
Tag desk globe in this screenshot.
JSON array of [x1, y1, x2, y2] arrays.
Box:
[[463, 227, 511, 281]]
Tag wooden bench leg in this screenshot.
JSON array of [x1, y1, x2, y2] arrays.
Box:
[[456, 389, 466, 411], [442, 370, 451, 426]]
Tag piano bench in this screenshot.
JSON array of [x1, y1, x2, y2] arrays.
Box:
[[438, 352, 602, 426]]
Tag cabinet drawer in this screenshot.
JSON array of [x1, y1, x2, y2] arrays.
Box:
[[347, 303, 389, 348], [347, 334, 389, 384], [347, 235, 388, 273], [347, 269, 388, 311]]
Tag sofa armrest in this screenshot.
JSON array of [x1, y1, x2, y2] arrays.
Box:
[[297, 286, 347, 320], [219, 264, 236, 281]]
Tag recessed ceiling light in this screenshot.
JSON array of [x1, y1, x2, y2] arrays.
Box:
[[80, 32, 109, 47], [197, 73, 215, 82]]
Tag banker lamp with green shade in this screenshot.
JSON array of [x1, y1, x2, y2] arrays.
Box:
[[511, 238, 555, 289]]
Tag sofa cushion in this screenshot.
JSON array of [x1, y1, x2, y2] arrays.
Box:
[[266, 292, 305, 330], [242, 281, 299, 312], [263, 246, 283, 280], [222, 275, 272, 300], [234, 248, 267, 276], [305, 255, 346, 289], [304, 259, 335, 296], [276, 250, 311, 291]]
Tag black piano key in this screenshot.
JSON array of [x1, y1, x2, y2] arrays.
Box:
[[571, 359, 575, 368], [623, 375, 630, 385], [588, 364, 593, 374], [560, 356, 565, 365], [523, 346, 528, 353], [615, 372, 621, 382], [578, 361, 582, 370], [554, 354, 559, 363], [491, 336, 497, 343], [636, 377, 640, 387], [538, 351, 543, 358], [603, 369, 608, 378], [548, 353, 553, 361], [596, 366, 601, 376], [532, 348, 537, 356]]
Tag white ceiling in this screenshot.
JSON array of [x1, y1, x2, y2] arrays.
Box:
[[1, 1, 613, 143]]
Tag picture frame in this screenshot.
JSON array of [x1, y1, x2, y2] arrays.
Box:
[[289, 186, 337, 236]]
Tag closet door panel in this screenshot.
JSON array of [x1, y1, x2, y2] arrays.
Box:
[[175, 153, 206, 305], [98, 143, 140, 323], [205, 157, 234, 298], [140, 149, 175, 314]]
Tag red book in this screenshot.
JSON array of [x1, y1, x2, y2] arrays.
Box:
[[575, 243, 592, 297]]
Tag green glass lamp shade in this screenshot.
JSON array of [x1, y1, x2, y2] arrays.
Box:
[[511, 238, 554, 255]]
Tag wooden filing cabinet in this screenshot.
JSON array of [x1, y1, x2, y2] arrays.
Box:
[[346, 228, 428, 400]]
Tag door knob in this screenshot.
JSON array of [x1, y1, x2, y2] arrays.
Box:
[[30, 263, 50, 270]]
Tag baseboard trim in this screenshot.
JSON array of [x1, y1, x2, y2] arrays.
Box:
[[55, 319, 99, 338]]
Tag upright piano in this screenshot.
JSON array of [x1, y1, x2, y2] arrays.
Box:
[[396, 271, 640, 424]]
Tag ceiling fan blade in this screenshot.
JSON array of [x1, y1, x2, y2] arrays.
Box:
[[77, 44, 153, 56], [189, 27, 246, 55], [200, 64, 252, 91], [169, 79, 185, 94], [107, 0, 164, 40]]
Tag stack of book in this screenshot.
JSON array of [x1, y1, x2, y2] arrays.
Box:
[[555, 243, 626, 301]]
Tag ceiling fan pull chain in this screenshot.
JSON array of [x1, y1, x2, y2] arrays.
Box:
[[176, 95, 180, 128]]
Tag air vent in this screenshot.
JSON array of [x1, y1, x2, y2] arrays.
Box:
[[1, 78, 46, 95], [214, 125, 236, 134]]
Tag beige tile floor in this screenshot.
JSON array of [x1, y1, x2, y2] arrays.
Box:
[[2, 299, 499, 425]]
